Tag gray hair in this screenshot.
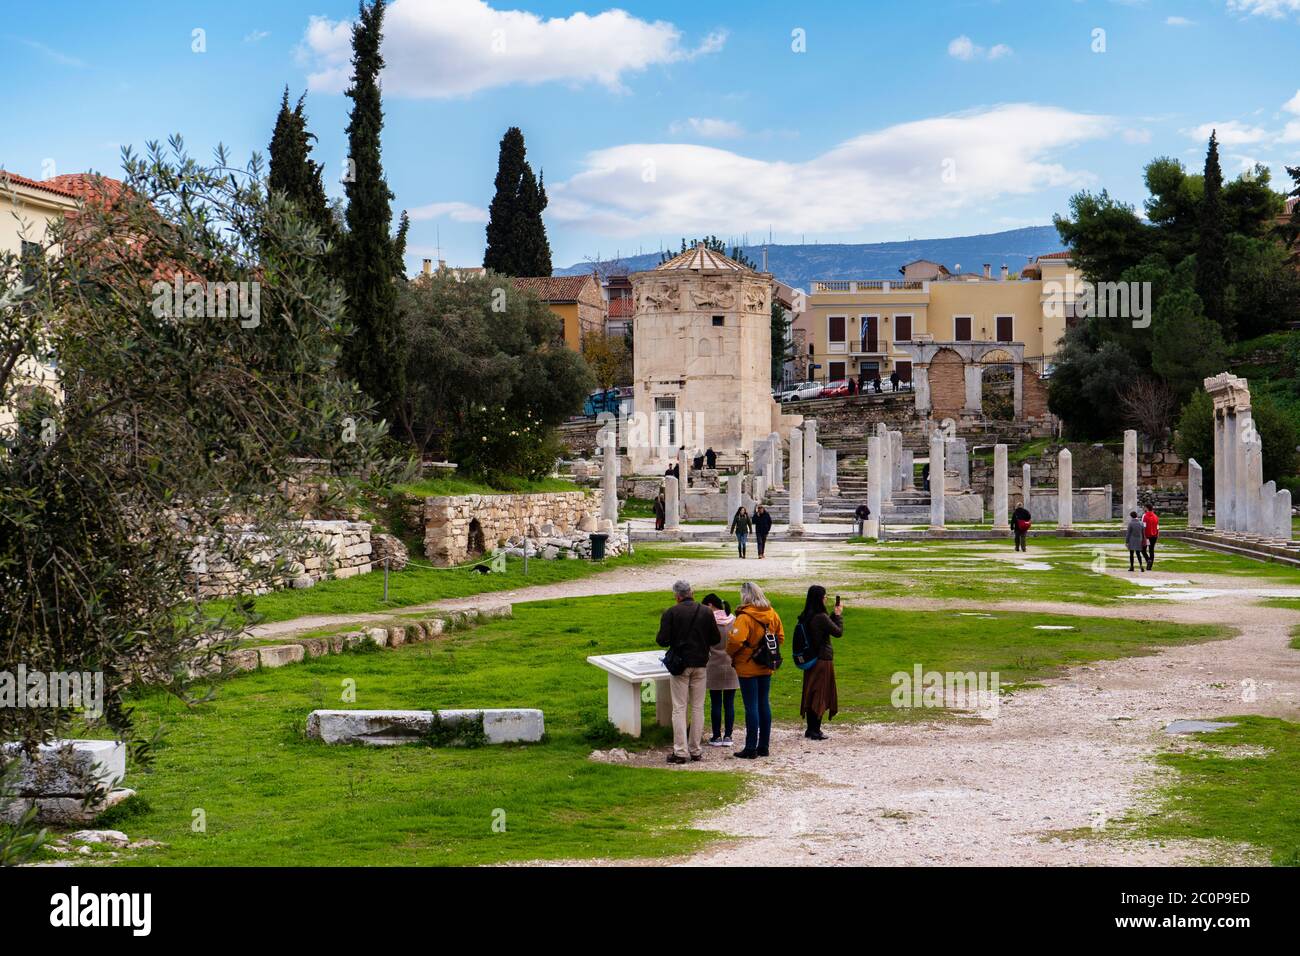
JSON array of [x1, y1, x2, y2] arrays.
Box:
[[739, 581, 770, 608], [672, 580, 693, 600]]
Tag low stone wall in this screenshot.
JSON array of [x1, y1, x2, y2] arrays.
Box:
[[191, 520, 372, 598], [1016, 487, 1112, 521], [409, 490, 603, 566]]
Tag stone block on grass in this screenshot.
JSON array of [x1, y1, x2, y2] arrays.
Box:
[[1, 739, 126, 796], [257, 644, 305, 668], [305, 708, 545, 746]]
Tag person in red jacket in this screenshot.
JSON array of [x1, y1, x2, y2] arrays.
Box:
[[1142, 504, 1159, 570]]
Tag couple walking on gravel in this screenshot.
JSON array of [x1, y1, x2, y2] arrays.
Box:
[[655, 580, 844, 764]]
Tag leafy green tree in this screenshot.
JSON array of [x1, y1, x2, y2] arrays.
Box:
[[771, 299, 792, 387], [1047, 325, 1142, 439], [1196, 132, 1229, 335], [1150, 285, 1226, 404], [483, 127, 552, 276], [1176, 390, 1297, 488], [395, 272, 593, 474], [1053, 190, 1153, 282], [341, 0, 406, 419], [0, 141, 398, 752], [1224, 234, 1300, 339]]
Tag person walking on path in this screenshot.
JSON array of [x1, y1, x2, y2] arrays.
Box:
[[889, 369, 900, 392], [655, 580, 720, 764], [753, 504, 773, 558], [705, 447, 717, 470], [1125, 510, 1147, 572], [1012, 503, 1032, 552], [1142, 504, 1160, 570], [727, 582, 784, 759], [796, 586, 843, 740], [730, 505, 752, 558], [700, 593, 738, 746], [652, 490, 666, 531]]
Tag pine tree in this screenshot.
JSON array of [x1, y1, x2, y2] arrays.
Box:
[[1196, 131, 1230, 337], [341, 0, 405, 418], [483, 127, 552, 276], [267, 87, 336, 246]]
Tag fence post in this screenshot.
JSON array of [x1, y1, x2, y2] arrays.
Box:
[[383, 556, 389, 603]]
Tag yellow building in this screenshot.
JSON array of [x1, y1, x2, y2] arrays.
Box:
[[804, 254, 1083, 384], [509, 274, 605, 352]]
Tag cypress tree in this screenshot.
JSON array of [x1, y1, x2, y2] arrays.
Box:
[[341, 0, 405, 418], [267, 87, 336, 247], [483, 127, 551, 275], [1196, 131, 1230, 337]]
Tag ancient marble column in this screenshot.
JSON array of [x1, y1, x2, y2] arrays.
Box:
[[803, 420, 819, 502], [754, 474, 768, 505], [601, 429, 619, 523], [929, 432, 945, 531], [678, 445, 690, 488], [946, 437, 970, 490], [867, 435, 883, 527], [1187, 458, 1203, 530], [992, 443, 1009, 531], [726, 472, 742, 522], [663, 475, 679, 531], [1122, 429, 1138, 521], [822, 447, 837, 495], [891, 431, 904, 492], [1224, 410, 1240, 532], [768, 432, 784, 490], [1277, 489, 1293, 543], [1212, 409, 1226, 532], [788, 427, 805, 532], [1057, 448, 1073, 530], [1022, 463, 1031, 511], [1260, 480, 1277, 539], [901, 449, 915, 490], [877, 423, 893, 508]]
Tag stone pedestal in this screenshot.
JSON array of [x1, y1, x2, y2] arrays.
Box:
[[946, 437, 970, 490], [1122, 430, 1138, 520], [929, 433, 945, 531], [1057, 448, 1073, 530], [992, 443, 1009, 531], [788, 427, 805, 532], [1188, 458, 1203, 530], [803, 420, 819, 502], [663, 476, 680, 531]]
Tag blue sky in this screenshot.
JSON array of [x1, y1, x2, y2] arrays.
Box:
[[3, 0, 1299, 271]]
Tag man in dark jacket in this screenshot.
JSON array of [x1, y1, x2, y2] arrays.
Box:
[[656, 580, 720, 763], [652, 491, 666, 531], [889, 370, 900, 392], [854, 502, 871, 537], [1012, 504, 1032, 552], [704, 447, 717, 470], [753, 504, 773, 558]]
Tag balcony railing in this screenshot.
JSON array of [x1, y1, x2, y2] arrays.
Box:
[[811, 280, 929, 294]]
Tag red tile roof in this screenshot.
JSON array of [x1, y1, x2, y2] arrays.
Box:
[[43, 173, 128, 208], [509, 274, 598, 303], [608, 296, 634, 318], [1036, 251, 1073, 260], [0, 170, 80, 200]]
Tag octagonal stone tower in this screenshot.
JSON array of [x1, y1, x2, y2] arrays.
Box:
[[629, 244, 801, 472]]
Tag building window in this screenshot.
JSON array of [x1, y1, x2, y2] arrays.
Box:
[[859, 315, 879, 352], [953, 316, 972, 341], [894, 315, 912, 342], [894, 360, 913, 383], [712, 315, 724, 327], [996, 315, 1014, 342], [829, 361, 846, 380], [828, 315, 846, 353]]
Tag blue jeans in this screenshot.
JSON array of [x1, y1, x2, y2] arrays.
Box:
[[735, 532, 748, 556], [738, 675, 772, 753]]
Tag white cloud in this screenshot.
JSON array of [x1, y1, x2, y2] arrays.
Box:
[[300, 0, 725, 98], [1185, 120, 1271, 145], [948, 35, 1013, 61], [669, 117, 744, 139], [408, 201, 489, 224], [1227, 0, 1300, 17], [244, 30, 270, 43], [1165, 16, 1195, 26], [1284, 90, 1300, 114], [546, 104, 1111, 238], [19, 38, 87, 68], [1122, 128, 1153, 144]]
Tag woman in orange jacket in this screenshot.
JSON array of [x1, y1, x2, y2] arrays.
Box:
[[727, 581, 784, 758]]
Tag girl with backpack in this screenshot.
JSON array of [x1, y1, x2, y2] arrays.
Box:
[[726, 581, 784, 759], [701, 594, 738, 746], [794, 585, 842, 740]]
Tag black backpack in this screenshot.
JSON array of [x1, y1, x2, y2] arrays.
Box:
[[741, 612, 783, 671], [791, 619, 818, 671]]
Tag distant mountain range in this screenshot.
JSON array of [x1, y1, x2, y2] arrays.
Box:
[[554, 225, 1067, 292]]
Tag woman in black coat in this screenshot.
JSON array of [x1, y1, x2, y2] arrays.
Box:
[[797, 585, 843, 740]]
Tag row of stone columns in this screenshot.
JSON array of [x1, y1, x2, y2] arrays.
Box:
[[1205, 372, 1292, 543]]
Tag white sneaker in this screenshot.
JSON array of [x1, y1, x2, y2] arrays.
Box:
[[708, 737, 727, 747]]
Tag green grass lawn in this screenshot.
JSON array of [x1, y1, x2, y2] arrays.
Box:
[[392, 474, 585, 498], [95, 591, 1226, 866], [1139, 716, 1300, 866], [202, 549, 672, 625]]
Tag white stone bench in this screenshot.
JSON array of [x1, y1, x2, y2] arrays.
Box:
[[586, 651, 673, 737], [306, 708, 544, 745]]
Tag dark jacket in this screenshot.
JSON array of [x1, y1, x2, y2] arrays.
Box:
[[801, 611, 843, 661], [656, 599, 719, 668], [754, 510, 773, 535], [854, 504, 871, 520], [730, 511, 752, 535], [1125, 517, 1146, 550], [1012, 506, 1031, 529], [652, 496, 666, 520]]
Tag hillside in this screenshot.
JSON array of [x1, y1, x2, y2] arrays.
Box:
[[554, 225, 1067, 291]]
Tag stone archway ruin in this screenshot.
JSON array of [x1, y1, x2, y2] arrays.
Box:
[[896, 340, 1049, 421]]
